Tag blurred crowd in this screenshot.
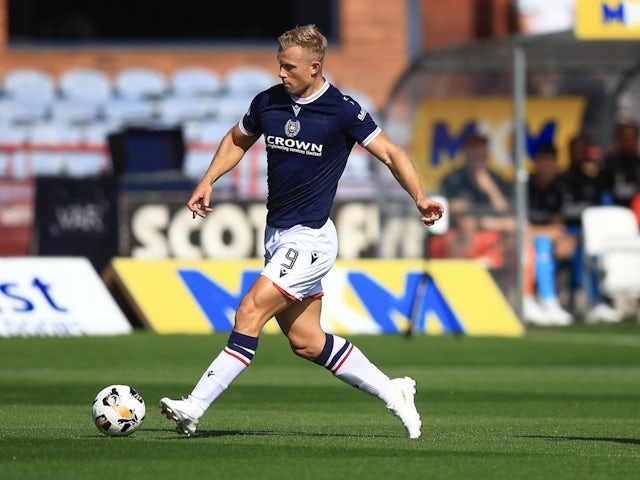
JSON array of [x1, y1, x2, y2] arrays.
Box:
[[429, 123, 640, 326]]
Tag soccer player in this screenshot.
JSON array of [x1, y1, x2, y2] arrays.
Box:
[[159, 24, 444, 439]]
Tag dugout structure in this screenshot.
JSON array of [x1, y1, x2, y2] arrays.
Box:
[[378, 32, 640, 318]]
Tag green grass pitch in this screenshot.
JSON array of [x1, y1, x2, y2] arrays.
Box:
[[1, 325, 639, 480]]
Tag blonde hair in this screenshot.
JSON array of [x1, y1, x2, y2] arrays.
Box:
[[278, 24, 327, 64]]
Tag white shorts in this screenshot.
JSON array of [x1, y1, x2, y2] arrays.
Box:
[[261, 219, 338, 302]]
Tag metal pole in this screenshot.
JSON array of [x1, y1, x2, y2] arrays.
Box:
[[513, 38, 528, 323]]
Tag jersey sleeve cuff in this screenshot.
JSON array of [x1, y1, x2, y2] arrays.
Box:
[[238, 119, 255, 137], [361, 127, 381, 147]]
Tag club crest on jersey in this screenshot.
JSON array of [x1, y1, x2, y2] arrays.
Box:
[[285, 119, 301, 138]]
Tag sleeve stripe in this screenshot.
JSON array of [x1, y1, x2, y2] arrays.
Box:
[[361, 127, 381, 147]]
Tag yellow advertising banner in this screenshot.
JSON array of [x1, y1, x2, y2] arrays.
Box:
[[106, 258, 523, 337], [575, 0, 640, 39], [409, 97, 585, 192]]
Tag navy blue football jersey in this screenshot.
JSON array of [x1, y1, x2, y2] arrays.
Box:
[[239, 81, 380, 228]]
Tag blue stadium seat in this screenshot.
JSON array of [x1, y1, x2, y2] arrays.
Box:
[[58, 68, 111, 107], [2, 68, 55, 103], [158, 95, 214, 124], [0, 124, 27, 178], [171, 67, 222, 97], [114, 67, 167, 99], [223, 66, 277, 96], [215, 94, 252, 121], [50, 98, 102, 125], [103, 97, 156, 125], [0, 98, 50, 125]]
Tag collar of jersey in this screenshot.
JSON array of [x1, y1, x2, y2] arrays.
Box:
[[290, 80, 330, 105]]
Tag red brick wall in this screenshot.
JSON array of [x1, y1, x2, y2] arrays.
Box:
[[421, 0, 514, 51]]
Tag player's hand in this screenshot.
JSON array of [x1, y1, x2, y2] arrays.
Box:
[[187, 183, 213, 219], [417, 196, 444, 226]]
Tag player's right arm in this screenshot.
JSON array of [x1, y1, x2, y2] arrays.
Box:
[[188, 123, 259, 218]]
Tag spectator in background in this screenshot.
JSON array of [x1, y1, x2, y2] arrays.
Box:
[[598, 121, 640, 208], [524, 143, 574, 326], [561, 135, 601, 228], [559, 135, 621, 322], [432, 133, 515, 275]]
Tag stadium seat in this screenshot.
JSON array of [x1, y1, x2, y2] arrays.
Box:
[[50, 98, 102, 125], [58, 68, 111, 107], [222, 66, 277, 96], [25, 122, 106, 178], [2, 68, 55, 103], [26, 122, 81, 176], [581, 205, 640, 309], [582, 206, 639, 258], [103, 97, 156, 124], [0, 98, 49, 125], [81, 120, 121, 145], [114, 67, 167, 99], [0, 124, 27, 178], [342, 147, 372, 180], [194, 119, 235, 141], [158, 95, 214, 124], [599, 235, 640, 298], [170, 67, 222, 97], [215, 94, 252, 121], [182, 120, 231, 186]]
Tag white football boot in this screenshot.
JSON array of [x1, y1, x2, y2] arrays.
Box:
[[159, 397, 200, 436], [387, 377, 422, 439]]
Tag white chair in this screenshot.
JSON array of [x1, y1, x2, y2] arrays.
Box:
[[25, 122, 81, 176], [80, 120, 121, 145], [600, 235, 640, 297], [0, 98, 49, 124], [581, 205, 640, 309], [103, 97, 156, 124], [342, 146, 372, 180], [50, 98, 101, 125], [114, 67, 167, 99], [223, 66, 276, 96], [171, 67, 222, 97], [0, 124, 27, 178], [58, 68, 111, 107], [581, 206, 639, 258], [158, 95, 214, 124], [215, 94, 252, 121], [2, 68, 55, 103], [182, 120, 232, 187]]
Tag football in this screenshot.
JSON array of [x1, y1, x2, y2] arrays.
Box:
[[91, 384, 146, 436]]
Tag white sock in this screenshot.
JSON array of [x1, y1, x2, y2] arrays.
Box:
[[313, 333, 397, 405], [189, 331, 258, 415]]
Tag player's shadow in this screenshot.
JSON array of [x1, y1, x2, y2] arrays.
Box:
[[150, 428, 402, 439], [518, 435, 640, 445]]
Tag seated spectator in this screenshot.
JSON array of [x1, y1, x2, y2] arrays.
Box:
[[561, 135, 621, 323], [598, 121, 640, 207], [524, 143, 575, 326], [430, 132, 515, 279]]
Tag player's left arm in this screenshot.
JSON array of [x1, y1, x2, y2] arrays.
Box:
[[365, 130, 444, 226]]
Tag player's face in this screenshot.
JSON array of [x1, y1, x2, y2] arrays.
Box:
[[277, 46, 321, 97]]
